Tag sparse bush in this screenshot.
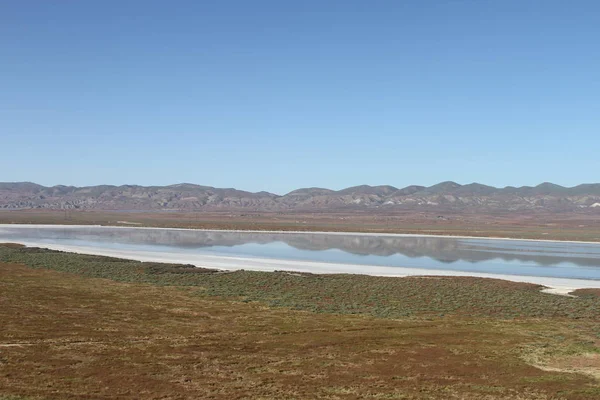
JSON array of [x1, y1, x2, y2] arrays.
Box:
[[2, 244, 600, 320]]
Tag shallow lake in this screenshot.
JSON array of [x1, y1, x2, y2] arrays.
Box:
[[1, 225, 600, 280]]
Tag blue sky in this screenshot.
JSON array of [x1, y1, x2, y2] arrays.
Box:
[[1, 1, 598, 194]]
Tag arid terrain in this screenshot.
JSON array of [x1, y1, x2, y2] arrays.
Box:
[[2, 183, 600, 399], [2, 181, 600, 212], [4, 0, 598, 398], [1, 208, 599, 242], [2, 244, 600, 399], [2, 181, 599, 242]]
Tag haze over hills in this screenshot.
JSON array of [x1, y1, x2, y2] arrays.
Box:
[[1, 181, 600, 212]]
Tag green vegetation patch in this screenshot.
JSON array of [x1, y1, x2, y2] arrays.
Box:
[[2, 244, 600, 320]]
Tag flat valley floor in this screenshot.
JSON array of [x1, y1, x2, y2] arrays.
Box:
[[1, 209, 600, 242]]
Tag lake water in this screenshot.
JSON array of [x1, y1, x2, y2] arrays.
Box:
[[1, 225, 600, 280]]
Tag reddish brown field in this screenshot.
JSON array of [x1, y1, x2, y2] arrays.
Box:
[[2, 258, 600, 399], [1, 209, 600, 242]]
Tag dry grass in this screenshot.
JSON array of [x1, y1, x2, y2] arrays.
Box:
[[2, 209, 600, 242], [570, 289, 600, 298], [3, 245, 600, 320], [2, 260, 600, 399]]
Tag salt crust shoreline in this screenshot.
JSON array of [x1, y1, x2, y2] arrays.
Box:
[[1, 223, 599, 244], [2, 224, 600, 295]]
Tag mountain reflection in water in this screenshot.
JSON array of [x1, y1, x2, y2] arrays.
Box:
[[1, 226, 600, 269]]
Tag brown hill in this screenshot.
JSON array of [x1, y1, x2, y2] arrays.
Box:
[[1, 181, 599, 212]]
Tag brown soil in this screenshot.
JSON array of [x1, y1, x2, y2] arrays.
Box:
[[2, 262, 600, 399], [1, 209, 600, 242], [570, 288, 600, 297]]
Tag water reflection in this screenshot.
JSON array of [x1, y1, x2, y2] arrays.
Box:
[[1, 226, 600, 268]]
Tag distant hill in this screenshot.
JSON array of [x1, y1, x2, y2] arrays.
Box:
[[337, 185, 399, 196], [1, 181, 599, 212]]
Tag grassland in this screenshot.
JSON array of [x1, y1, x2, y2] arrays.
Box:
[[2, 244, 600, 399], [2, 209, 600, 242]]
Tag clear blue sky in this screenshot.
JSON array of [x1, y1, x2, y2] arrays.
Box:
[[1, 1, 598, 194]]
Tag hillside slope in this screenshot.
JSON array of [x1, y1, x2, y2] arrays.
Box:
[[1, 181, 600, 212]]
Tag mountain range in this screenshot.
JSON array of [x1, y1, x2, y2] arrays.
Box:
[[1, 181, 600, 212]]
